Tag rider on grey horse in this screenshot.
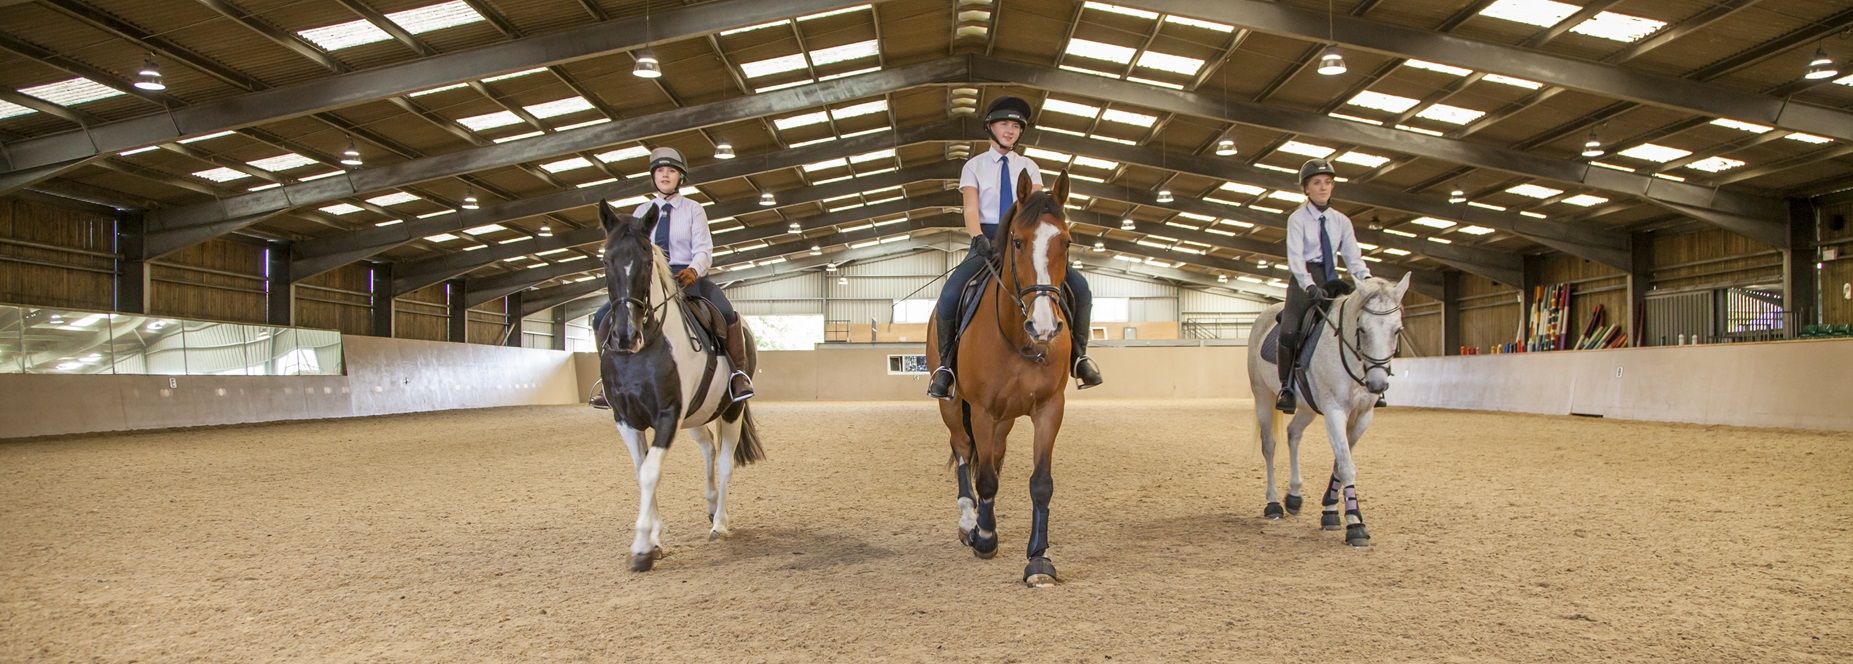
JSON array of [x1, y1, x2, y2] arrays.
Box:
[[1274, 158, 1372, 414]]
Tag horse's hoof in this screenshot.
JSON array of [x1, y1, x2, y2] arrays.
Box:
[[1346, 524, 1371, 547], [629, 552, 656, 572], [957, 528, 972, 546], [708, 528, 729, 541], [1321, 512, 1342, 531], [970, 532, 999, 559], [1024, 557, 1058, 587], [1263, 502, 1284, 520], [1284, 494, 1303, 514]]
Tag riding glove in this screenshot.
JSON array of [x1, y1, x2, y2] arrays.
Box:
[[969, 235, 993, 260]]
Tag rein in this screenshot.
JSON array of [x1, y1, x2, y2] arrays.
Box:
[[1310, 290, 1401, 389], [600, 252, 684, 355]]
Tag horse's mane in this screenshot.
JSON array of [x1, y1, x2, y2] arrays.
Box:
[[991, 189, 1063, 246]]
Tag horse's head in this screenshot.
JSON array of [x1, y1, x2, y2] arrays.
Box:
[[598, 200, 664, 353], [1347, 272, 1411, 394], [994, 169, 1073, 346]]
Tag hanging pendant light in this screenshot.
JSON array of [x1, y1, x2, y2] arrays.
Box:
[[462, 193, 480, 210], [340, 139, 363, 167], [1092, 240, 1105, 253], [1804, 45, 1838, 81], [787, 222, 802, 234], [1215, 139, 1237, 156], [1449, 186, 1466, 204], [1580, 129, 1605, 158], [715, 142, 736, 159], [809, 244, 822, 256], [134, 58, 165, 91], [1120, 218, 1135, 230], [1156, 189, 1174, 204], [632, 50, 662, 79], [1218, 274, 1230, 283], [836, 275, 848, 286], [538, 223, 553, 238], [1316, 45, 1347, 76], [759, 191, 776, 207]]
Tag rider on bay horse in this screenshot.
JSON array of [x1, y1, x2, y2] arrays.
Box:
[[1274, 158, 1373, 414], [590, 147, 754, 408], [925, 96, 1104, 400]]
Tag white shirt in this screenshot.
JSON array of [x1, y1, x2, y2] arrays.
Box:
[[1285, 202, 1371, 289], [959, 147, 1044, 227], [630, 194, 713, 276]]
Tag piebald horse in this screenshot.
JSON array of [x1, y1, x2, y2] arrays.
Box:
[[928, 169, 1076, 587], [1246, 273, 1410, 546], [595, 201, 764, 572]]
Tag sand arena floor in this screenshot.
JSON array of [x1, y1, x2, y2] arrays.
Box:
[[3, 400, 1850, 662]]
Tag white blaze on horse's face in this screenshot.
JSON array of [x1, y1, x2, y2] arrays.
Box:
[[1360, 274, 1411, 394], [1028, 221, 1062, 343]]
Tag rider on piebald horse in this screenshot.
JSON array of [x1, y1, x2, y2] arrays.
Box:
[[926, 96, 1104, 400]]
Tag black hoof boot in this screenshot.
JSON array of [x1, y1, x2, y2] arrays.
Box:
[[970, 532, 998, 559], [1346, 524, 1371, 547], [1284, 494, 1304, 514], [1024, 557, 1058, 587], [1321, 512, 1342, 531], [1263, 502, 1285, 519]]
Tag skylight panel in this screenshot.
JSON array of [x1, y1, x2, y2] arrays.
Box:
[[1591, 161, 1634, 172], [178, 131, 234, 144], [1684, 156, 1744, 173], [772, 111, 829, 130], [1072, 156, 1118, 170], [20, 78, 124, 106], [1617, 143, 1691, 162], [830, 100, 887, 120], [249, 183, 282, 192], [1482, 74, 1542, 89], [1395, 124, 1444, 136], [1065, 38, 1138, 63], [1277, 141, 1335, 158], [1267, 191, 1306, 203], [192, 167, 249, 183], [0, 100, 35, 120], [797, 5, 870, 21], [297, 19, 393, 52], [246, 153, 318, 172], [849, 149, 894, 164], [1328, 112, 1384, 126], [722, 20, 788, 36], [387, 1, 485, 35], [319, 203, 365, 216], [1044, 99, 1100, 117], [1560, 194, 1609, 207], [457, 111, 523, 131], [1348, 90, 1419, 113], [1505, 184, 1562, 199], [1784, 133, 1831, 144], [1520, 211, 1547, 219], [1468, 201, 1506, 211], [300, 170, 343, 181], [1479, 0, 1577, 29], [1136, 50, 1204, 76], [463, 224, 507, 235], [119, 146, 159, 156], [741, 53, 809, 79], [1710, 118, 1772, 133], [523, 97, 594, 119], [1220, 182, 1266, 196], [1415, 103, 1485, 125], [1335, 151, 1390, 168], [1083, 2, 1158, 19], [1458, 226, 1495, 235], [1127, 76, 1185, 90], [1059, 64, 1121, 79], [1089, 134, 1137, 145], [1383, 247, 1412, 255], [555, 118, 611, 131], [802, 158, 850, 172], [818, 66, 881, 81], [408, 82, 468, 97], [1410, 217, 1456, 229], [809, 40, 879, 67], [1164, 16, 1234, 32], [541, 157, 594, 173], [492, 131, 543, 144], [366, 192, 421, 207], [754, 79, 814, 94], [481, 68, 545, 83], [1023, 148, 1073, 163], [1569, 11, 1664, 43], [1403, 60, 1472, 77], [1100, 109, 1156, 127]]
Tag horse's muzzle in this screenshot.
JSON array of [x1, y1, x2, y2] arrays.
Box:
[[1365, 376, 1389, 395], [1024, 319, 1064, 345]]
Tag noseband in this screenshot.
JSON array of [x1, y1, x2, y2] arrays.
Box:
[[600, 259, 677, 355], [984, 209, 1067, 364]]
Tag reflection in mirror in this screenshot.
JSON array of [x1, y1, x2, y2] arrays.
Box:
[[0, 305, 343, 376]]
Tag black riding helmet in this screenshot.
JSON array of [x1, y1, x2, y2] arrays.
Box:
[[1298, 158, 1337, 186], [983, 96, 1033, 147]]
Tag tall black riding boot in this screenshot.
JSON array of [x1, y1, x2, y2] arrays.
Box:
[[1275, 336, 1298, 414], [724, 321, 754, 402], [926, 320, 958, 400], [1071, 329, 1103, 389]]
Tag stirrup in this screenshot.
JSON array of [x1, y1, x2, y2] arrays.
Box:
[[926, 366, 955, 400], [589, 380, 611, 410], [1274, 389, 1297, 414], [1072, 355, 1103, 389], [728, 370, 755, 402]]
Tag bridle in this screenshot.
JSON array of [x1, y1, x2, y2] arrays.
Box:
[[982, 199, 1067, 364], [600, 246, 679, 355], [1315, 288, 1402, 390]]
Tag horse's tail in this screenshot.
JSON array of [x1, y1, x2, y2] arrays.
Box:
[[732, 402, 766, 466]]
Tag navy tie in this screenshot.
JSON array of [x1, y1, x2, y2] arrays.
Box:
[[996, 155, 1013, 225], [652, 202, 671, 252], [1316, 214, 1338, 283]]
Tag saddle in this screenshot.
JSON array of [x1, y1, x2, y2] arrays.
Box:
[[678, 294, 727, 353], [1260, 298, 1335, 413]]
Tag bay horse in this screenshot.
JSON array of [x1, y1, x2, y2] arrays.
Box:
[[927, 169, 1075, 587], [1245, 273, 1410, 546], [595, 200, 764, 572]]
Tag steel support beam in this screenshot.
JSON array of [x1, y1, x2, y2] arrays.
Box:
[[1121, 0, 1853, 143], [1784, 199, 1820, 324], [144, 59, 965, 258], [266, 240, 293, 325], [370, 262, 395, 337], [115, 210, 150, 314], [0, 0, 878, 174], [1440, 271, 1462, 355], [446, 280, 468, 343], [1627, 232, 1652, 346], [502, 292, 523, 347]]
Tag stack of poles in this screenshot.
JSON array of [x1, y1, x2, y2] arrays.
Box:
[[1573, 304, 1630, 350]]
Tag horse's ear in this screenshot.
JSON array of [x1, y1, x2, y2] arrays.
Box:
[[1015, 168, 1035, 223], [1051, 170, 1070, 208], [598, 199, 620, 234], [639, 200, 660, 235], [1392, 271, 1411, 300]]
